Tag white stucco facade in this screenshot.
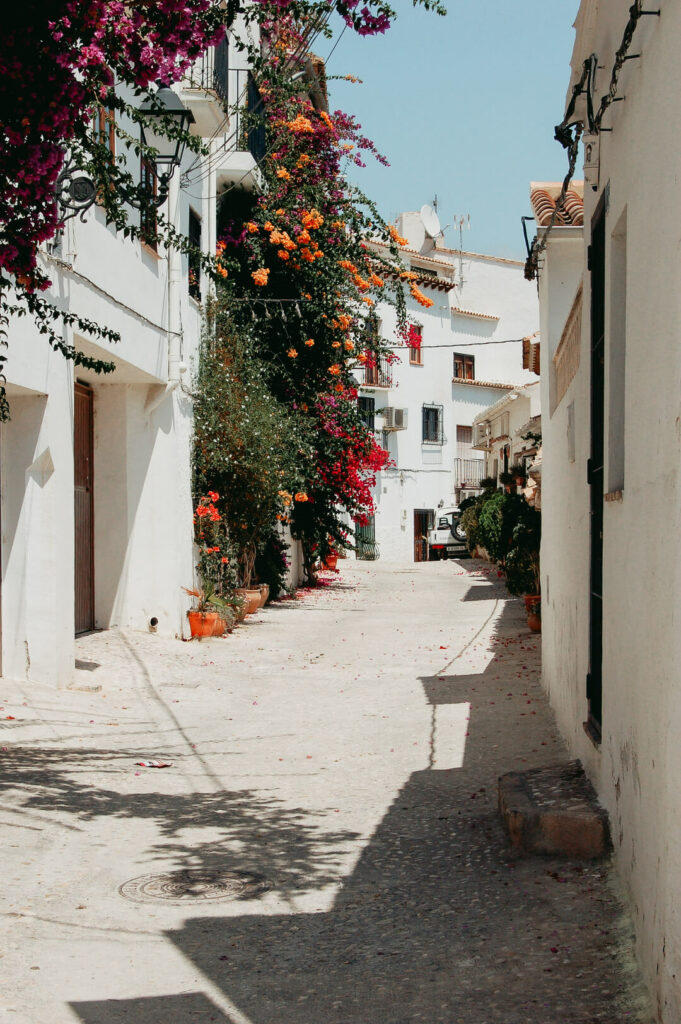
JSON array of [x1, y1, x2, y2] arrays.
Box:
[[536, 3, 681, 1018], [471, 380, 541, 484], [356, 212, 539, 562], [0, 67, 226, 688]]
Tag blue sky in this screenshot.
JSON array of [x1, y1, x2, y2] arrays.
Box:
[[321, 1, 579, 260]]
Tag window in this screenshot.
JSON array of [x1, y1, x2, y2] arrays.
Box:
[[357, 396, 375, 431], [422, 404, 443, 444], [96, 107, 116, 161], [140, 157, 158, 251], [188, 208, 202, 301], [454, 352, 475, 380], [408, 324, 423, 366], [412, 264, 437, 277]]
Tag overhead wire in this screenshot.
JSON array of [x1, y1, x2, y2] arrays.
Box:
[[525, 0, 653, 280]]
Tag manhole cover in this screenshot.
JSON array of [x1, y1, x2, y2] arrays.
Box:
[[118, 869, 270, 905]]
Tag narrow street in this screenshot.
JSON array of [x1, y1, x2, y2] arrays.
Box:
[[0, 561, 651, 1024]]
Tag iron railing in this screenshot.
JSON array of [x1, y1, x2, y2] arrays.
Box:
[[453, 457, 486, 487], [363, 355, 393, 389], [183, 37, 229, 102]]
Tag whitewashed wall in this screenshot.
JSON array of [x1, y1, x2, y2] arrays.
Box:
[[539, 3, 681, 1018], [0, 107, 217, 687], [357, 217, 539, 562]]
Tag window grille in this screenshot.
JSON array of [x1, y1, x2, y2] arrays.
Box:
[[422, 404, 444, 444]]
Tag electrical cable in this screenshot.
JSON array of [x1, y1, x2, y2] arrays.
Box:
[[525, 0, 652, 280]]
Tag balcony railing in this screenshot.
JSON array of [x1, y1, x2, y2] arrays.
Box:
[[454, 457, 486, 488], [363, 355, 393, 389], [183, 37, 229, 103]]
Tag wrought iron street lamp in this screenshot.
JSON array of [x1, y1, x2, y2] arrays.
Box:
[[56, 87, 194, 222]]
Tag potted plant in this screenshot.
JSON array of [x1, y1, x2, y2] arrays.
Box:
[[183, 583, 239, 638], [510, 463, 527, 487], [498, 469, 517, 494], [525, 595, 541, 633]]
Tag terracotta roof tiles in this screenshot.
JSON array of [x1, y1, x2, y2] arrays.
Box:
[[530, 181, 584, 227]]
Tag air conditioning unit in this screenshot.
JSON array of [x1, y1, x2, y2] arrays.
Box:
[[384, 407, 408, 431]]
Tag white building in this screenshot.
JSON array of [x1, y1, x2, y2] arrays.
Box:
[[532, 2, 681, 1018], [471, 378, 541, 487], [356, 211, 539, 562], [0, 36, 262, 688]]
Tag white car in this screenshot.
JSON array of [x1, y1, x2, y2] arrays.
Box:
[[427, 506, 466, 560]]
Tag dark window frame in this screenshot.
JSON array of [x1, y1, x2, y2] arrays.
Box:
[[454, 352, 475, 380], [357, 396, 375, 431], [140, 156, 158, 252], [188, 208, 202, 301]]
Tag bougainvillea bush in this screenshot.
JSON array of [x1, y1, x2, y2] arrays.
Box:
[[193, 6, 439, 580], [0, 0, 444, 419]]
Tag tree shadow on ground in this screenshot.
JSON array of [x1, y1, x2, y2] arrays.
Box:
[[69, 598, 645, 1024], [0, 743, 358, 895]]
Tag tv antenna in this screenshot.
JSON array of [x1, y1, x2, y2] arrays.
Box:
[[453, 214, 470, 287]]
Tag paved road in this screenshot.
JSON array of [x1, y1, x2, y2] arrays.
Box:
[[0, 560, 652, 1023]]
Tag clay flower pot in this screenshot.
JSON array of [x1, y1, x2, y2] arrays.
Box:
[[325, 553, 338, 571], [187, 610, 225, 638], [259, 584, 270, 607], [236, 588, 261, 616], [524, 595, 541, 633]]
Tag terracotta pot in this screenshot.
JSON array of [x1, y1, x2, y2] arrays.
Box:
[[236, 588, 261, 616], [527, 611, 541, 633], [259, 583, 270, 607], [524, 594, 541, 612], [187, 610, 225, 638], [325, 554, 338, 571]]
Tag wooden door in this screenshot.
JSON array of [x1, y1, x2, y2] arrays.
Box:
[[413, 510, 432, 562], [74, 383, 94, 634], [586, 200, 606, 739]]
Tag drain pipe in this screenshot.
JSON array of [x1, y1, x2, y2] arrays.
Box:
[[167, 171, 182, 383]]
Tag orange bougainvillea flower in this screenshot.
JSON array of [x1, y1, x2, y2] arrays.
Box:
[[252, 268, 270, 286], [339, 259, 358, 274], [329, 364, 341, 375], [410, 283, 434, 308], [332, 341, 341, 349], [294, 492, 309, 502], [303, 292, 312, 300], [277, 250, 290, 260], [342, 143, 354, 151], [263, 221, 274, 232], [301, 208, 324, 230], [305, 338, 315, 347], [246, 221, 259, 234], [362, 297, 375, 306], [389, 224, 409, 246], [370, 273, 385, 288], [296, 154, 312, 168], [276, 167, 292, 180], [287, 347, 298, 358], [288, 114, 314, 133], [320, 111, 334, 130], [344, 340, 355, 351], [275, 208, 285, 215]]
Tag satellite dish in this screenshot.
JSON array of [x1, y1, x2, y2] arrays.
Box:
[[420, 204, 441, 238]]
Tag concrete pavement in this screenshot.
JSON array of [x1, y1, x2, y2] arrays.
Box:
[[0, 559, 653, 1023]]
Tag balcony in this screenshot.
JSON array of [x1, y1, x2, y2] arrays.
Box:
[[215, 71, 266, 192], [179, 37, 230, 138], [453, 457, 486, 488], [362, 355, 393, 390]]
